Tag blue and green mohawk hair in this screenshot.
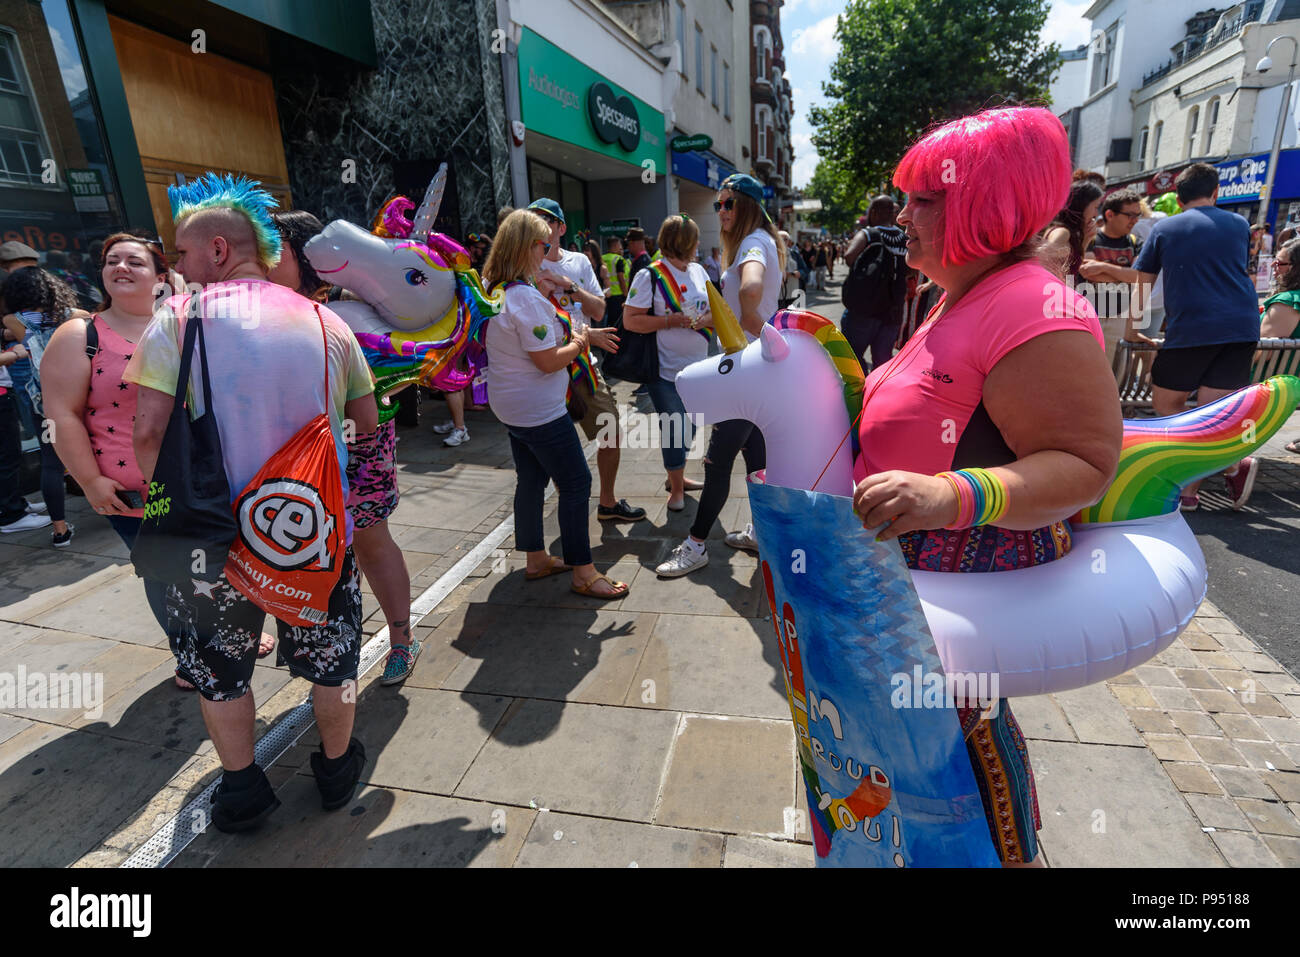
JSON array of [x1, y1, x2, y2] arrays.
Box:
[[168, 172, 282, 268]]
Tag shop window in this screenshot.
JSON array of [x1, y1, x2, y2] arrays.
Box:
[[1, 1, 124, 270], [1204, 97, 1219, 155], [711, 45, 718, 108], [0, 32, 51, 186], [695, 24, 703, 93], [676, 1, 686, 77]]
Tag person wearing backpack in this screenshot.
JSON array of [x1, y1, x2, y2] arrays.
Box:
[[841, 195, 911, 373], [127, 174, 379, 831], [1, 266, 87, 545]]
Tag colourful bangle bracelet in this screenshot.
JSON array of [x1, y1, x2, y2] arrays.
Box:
[[937, 468, 1009, 529]]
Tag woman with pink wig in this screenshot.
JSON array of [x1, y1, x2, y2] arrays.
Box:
[[850, 107, 1123, 865]]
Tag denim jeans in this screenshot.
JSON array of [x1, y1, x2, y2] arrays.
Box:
[[643, 376, 696, 473], [106, 515, 172, 634], [691, 418, 766, 542], [506, 413, 593, 566], [0, 390, 30, 526]]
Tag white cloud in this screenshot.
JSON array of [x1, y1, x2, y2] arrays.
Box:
[[789, 14, 840, 59], [1041, 0, 1093, 51], [49, 27, 87, 98]]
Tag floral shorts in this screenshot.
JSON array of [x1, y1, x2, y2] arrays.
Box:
[[346, 420, 399, 529], [166, 549, 363, 700]]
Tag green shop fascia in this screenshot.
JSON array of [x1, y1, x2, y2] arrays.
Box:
[[517, 28, 665, 174]]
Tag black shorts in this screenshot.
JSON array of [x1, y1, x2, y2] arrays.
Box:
[[1150, 342, 1256, 393], [166, 548, 363, 701]]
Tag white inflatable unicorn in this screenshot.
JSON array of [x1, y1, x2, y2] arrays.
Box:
[[675, 294, 1299, 697], [304, 165, 499, 421]]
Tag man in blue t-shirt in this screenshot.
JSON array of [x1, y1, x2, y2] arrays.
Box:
[[1133, 162, 1261, 511]]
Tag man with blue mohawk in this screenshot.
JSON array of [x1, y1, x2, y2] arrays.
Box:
[[126, 172, 379, 832]]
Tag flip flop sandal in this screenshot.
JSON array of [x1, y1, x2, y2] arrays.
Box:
[[570, 573, 629, 600], [525, 557, 573, 581]]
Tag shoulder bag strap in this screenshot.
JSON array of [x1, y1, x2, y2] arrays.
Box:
[[83, 315, 99, 359], [314, 304, 329, 416]]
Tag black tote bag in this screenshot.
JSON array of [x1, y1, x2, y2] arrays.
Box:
[[131, 312, 236, 586], [599, 275, 661, 384]]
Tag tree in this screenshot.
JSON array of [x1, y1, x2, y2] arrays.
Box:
[[810, 0, 1059, 190], [805, 158, 868, 234]]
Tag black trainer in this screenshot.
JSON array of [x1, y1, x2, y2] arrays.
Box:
[[597, 499, 647, 522], [210, 765, 280, 833], [51, 523, 75, 548], [310, 737, 367, 811]]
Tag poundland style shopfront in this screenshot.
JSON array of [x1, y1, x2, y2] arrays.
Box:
[[516, 28, 667, 243]]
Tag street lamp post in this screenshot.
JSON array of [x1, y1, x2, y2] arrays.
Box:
[[1255, 35, 1298, 229]]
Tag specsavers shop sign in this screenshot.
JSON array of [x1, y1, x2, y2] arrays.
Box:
[[518, 28, 664, 170]]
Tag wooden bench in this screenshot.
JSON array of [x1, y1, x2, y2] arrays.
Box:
[[1113, 338, 1300, 415]]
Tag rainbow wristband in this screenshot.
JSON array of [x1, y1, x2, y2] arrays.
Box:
[[937, 468, 1009, 529]]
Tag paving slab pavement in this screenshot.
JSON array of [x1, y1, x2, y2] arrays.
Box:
[[2, 275, 1299, 867]]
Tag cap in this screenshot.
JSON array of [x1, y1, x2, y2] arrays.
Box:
[[0, 241, 39, 263], [718, 173, 765, 204], [526, 198, 566, 224]]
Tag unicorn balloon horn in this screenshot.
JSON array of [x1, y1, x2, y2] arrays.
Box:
[[707, 281, 747, 354], [410, 162, 447, 242]]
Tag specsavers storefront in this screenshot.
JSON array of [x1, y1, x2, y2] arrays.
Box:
[[515, 26, 668, 247]]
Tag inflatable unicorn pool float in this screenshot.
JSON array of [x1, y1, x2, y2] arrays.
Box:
[[676, 289, 1300, 698], [304, 165, 500, 422]]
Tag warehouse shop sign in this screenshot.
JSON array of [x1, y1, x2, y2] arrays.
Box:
[[588, 82, 640, 152], [1217, 156, 1267, 201]]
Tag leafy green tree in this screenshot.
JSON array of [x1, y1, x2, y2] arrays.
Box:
[[810, 0, 1059, 189], [804, 159, 867, 234]]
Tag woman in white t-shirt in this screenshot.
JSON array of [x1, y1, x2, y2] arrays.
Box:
[[622, 214, 714, 511], [656, 174, 786, 578], [482, 211, 629, 600]]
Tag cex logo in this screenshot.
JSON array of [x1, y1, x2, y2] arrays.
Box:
[[236, 478, 336, 572]]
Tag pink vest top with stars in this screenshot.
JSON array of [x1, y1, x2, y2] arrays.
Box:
[[85, 314, 148, 517]]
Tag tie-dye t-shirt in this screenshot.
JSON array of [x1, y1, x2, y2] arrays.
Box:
[[124, 279, 373, 541]]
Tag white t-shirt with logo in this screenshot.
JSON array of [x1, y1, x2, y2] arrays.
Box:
[[484, 283, 570, 428], [539, 249, 601, 327], [625, 260, 711, 381], [720, 228, 783, 333]]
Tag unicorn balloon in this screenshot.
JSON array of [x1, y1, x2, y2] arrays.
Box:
[[676, 296, 1300, 698], [304, 165, 501, 422]]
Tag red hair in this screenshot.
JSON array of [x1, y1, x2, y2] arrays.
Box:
[[893, 107, 1072, 267]]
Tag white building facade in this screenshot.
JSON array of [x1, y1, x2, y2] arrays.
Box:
[[1073, 0, 1212, 179]]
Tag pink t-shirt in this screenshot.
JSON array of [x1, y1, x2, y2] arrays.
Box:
[[85, 314, 149, 518], [854, 261, 1103, 481]]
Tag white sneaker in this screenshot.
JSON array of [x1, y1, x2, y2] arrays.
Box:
[[724, 523, 759, 554], [1, 512, 52, 533], [26, 501, 48, 515], [433, 421, 456, 435], [656, 540, 709, 577], [443, 427, 470, 447]]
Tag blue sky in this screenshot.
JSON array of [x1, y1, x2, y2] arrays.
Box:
[[784, 0, 1094, 187]]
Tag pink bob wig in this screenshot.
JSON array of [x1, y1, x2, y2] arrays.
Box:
[[892, 107, 1072, 267]]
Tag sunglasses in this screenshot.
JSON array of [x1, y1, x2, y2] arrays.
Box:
[[535, 240, 552, 253], [713, 199, 737, 212]]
